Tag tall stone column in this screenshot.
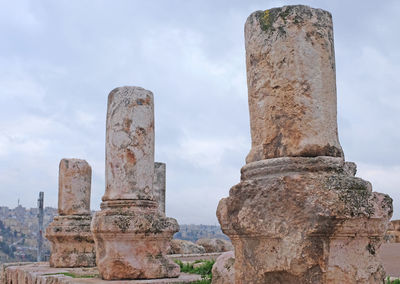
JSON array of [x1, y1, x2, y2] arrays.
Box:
[[154, 162, 166, 214], [217, 5, 392, 284], [45, 159, 95, 268], [91, 86, 179, 280]]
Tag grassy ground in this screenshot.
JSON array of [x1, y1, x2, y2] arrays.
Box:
[[175, 259, 215, 284]]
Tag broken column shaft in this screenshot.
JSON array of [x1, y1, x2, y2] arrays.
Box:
[[217, 5, 392, 284], [91, 86, 179, 280], [154, 162, 166, 214], [245, 5, 343, 163], [45, 159, 95, 268]]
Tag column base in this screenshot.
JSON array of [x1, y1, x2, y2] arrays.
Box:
[[45, 215, 95, 268], [91, 200, 180, 280], [217, 157, 393, 284]]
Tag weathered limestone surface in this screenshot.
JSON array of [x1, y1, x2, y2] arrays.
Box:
[[46, 159, 95, 268], [154, 162, 166, 214], [46, 215, 95, 268], [168, 239, 206, 254], [1, 263, 201, 284], [218, 157, 392, 283], [217, 5, 393, 284], [103, 87, 155, 201], [58, 159, 91, 215], [211, 251, 235, 284], [91, 87, 179, 280], [385, 220, 400, 243], [245, 5, 343, 163], [195, 238, 233, 253]]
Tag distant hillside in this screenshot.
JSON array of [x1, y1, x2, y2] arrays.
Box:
[[0, 205, 57, 263], [174, 224, 229, 242], [0, 205, 228, 263]]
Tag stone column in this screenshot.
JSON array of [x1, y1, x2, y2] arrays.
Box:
[[154, 162, 166, 214], [45, 159, 95, 268], [91, 86, 179, 280], [217, 5, 392, 284], [245, 5, 343, 163]]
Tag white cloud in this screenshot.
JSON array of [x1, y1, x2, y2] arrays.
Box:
[[0, 0, 42, 34], [177, 135, 247, 168], [0, 0, 399, 225], [75, 110, 97, 128]]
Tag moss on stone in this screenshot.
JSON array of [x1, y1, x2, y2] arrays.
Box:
[[383, 194, 394, 216], [114, 215, 131, 232], [325, 175, 374, 217], [257, 10, 274, 32], [256, 8, 287, 37]]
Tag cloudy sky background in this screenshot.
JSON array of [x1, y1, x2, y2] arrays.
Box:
[[0, 0, 399, 224]]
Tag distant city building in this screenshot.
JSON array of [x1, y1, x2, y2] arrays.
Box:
[[0, 205, 57, 263]]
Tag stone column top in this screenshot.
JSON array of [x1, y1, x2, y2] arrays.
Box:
[[58, 158, 91, 216], [245, 5, 343, 163]]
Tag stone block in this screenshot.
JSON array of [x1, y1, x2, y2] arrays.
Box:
[[58, 158, 91, 216]]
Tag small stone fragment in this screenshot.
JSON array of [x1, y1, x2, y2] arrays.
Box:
[[211, 251, 235, 284]]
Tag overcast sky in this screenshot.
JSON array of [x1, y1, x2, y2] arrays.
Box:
[[1, 0, 399, 225]]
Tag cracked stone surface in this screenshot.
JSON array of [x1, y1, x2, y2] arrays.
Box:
[[245, 5, 343, 163], [154, 162, 166, 214], [385, 220, 400, 243], [92, 87, 179, 280], [218, 157, 392, 283], [103, 86, 155, 201], [217, 5, 392, 284], [46, 215, 95, 268], [1, 263, 201, 284], [46, 159, 95, 268], [58, 159, 91, 216], [211, 251, 235, 284]]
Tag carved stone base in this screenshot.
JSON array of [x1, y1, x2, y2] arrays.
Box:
[[217, 157, 392, 284], [45, 215, 95, 268], [91, 200, 180, 280], [385, 220, 400, 243]]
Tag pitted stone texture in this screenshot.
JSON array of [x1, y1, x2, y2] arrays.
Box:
[[154, 162, 166, 214], [168, 239, 206, 254], [385, 220, 400, 243], [195, 238, 233, 253], [46, 158, 94, 268], [245, 5, 343, 163], [103, 86, 155, 201], [93, 86, 179, 280], [1, 263, 201, 284], [211, 251, 235, 284], [58, 159, 91, 215], [91, 200, 179, 280], [45, 215, 95, 268], [217, 157, 392, 284]]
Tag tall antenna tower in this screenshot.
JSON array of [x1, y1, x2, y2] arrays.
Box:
[[37, 191, 44, 262]]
